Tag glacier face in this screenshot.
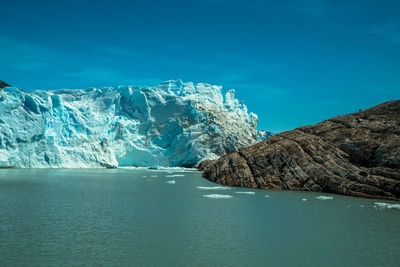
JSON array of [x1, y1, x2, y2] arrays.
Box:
[[0, 80, 258, 168]]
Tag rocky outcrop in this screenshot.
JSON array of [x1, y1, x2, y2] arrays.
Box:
[[199, 100, 400, 200]]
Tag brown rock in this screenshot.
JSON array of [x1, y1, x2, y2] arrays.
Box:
[[199, 100, 400, 200]]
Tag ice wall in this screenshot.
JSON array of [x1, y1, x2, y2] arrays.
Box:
[[0, 80, 258, 168]]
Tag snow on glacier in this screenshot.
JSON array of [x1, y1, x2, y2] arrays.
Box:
[[257, 130, 274, 141], [0, 80, 258, 168]]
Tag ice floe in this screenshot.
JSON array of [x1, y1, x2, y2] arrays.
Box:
[[235, 191, 255, 195], [166, 180, 176, 184], [203, 194, 233, 199], [166, 174, 185, 177], [315, 196, 333, 200], [374, 202, 400, 210], [302, 198, 307, 201], [119, 166, 149, 170], [147, 167, 198, 172], [196, 186, 231, 190]]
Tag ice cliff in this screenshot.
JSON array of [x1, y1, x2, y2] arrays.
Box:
[[0, 80, 258, 168]]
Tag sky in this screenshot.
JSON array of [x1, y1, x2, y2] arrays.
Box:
[[1, 0, 399, 133]]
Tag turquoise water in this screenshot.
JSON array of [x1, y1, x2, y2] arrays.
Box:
[[0, 169, 399, 266]]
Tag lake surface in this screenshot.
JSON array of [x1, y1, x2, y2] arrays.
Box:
[[0, 169, 399, 266]]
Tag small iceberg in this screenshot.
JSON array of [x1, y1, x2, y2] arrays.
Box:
[[148, 167, 198, 172], [235, 191, 255, 195], [315, 196, 333, 200], [203, 194, 233, 199], [374, 202, 400, 210], [196, 186, 231, 190], [166, 180, 176, 184], [265, 195, 270, 198], [166, 174, 185, 177], [119, 166, 148, 170], [302, 198, 307, 201]]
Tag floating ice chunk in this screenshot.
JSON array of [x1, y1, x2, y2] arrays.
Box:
[[178, 169, 200, 173], [235, 191, 255, 195], [142, 175, 147, 177], [302, 198, 307, 201], [203, 194, 233, 199], [360, 205, 364, 208], [315, 196, 333, 200], [152, 167, 198, 172], [196, 186, 231, 190], [150, 175, 158, 177], [119, 166, 148, 170], [374, 202, 400, 210], [265, 195, 270, 198], [166, 180, 176, 184], [375, 202, 387, 208], [166, 174, 185, 177]]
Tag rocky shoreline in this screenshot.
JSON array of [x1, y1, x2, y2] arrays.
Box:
[[199, 100, 400, 200]]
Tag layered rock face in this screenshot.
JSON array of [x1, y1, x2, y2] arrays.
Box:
[[199, 100, 400, 200], [0, 80, 258, 168]]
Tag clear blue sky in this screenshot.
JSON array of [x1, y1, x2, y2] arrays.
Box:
[[1, 0, 399, 132]]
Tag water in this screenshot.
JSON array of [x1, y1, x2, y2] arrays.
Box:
[[0, 169, 399, 266]]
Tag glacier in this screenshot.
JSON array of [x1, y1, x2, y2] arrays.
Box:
[[257, 130, 274, 141], [0, 80, 258, 168]]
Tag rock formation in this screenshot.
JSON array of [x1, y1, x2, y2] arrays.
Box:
[[199, 100, 400, 200]]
